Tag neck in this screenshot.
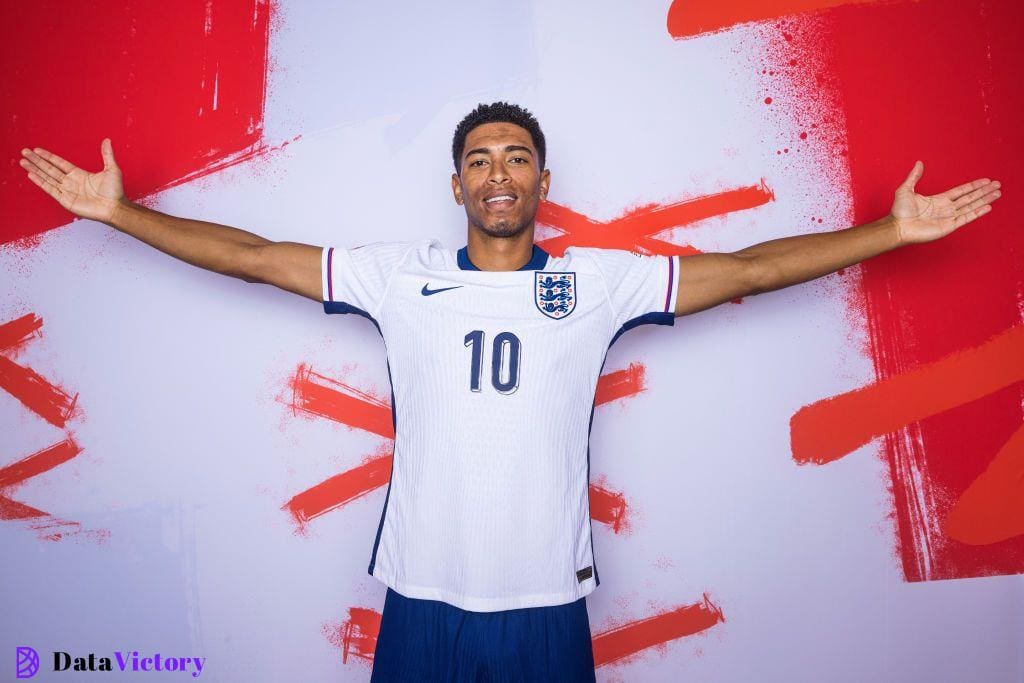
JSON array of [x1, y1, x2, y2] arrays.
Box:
[[464, 226, 537, 271]]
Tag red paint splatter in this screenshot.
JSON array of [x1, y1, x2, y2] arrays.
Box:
[[537, 182, 775, 257], [589, 482, 631, 534], [2, 0, 273, 246], [0, 314, 78, 427], [283, 365, 644, 533], [328, 594, 724, 672], [0, 438, 82, 519], [595, 363, 646, 406], [289, 364, 394, 439], [0, 437, 107, 543], [0, 314, 104, 542], [323, 606, 381, 664], [826, 0, 1024, 581], [666, 0, 889, 39], [0, 357, 80, 429], [283, 452, 393, 529], [752, 0, 1024, 580], [0, 312, 42, 353], [791, 324, 1024, 466], [592, 594, 725, 668]]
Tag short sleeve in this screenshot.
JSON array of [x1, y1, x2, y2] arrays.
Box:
[[580, 247, 680, 331], [321, 241, 414, 317]]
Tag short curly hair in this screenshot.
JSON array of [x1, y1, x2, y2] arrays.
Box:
[[451, 101, 546, 175]]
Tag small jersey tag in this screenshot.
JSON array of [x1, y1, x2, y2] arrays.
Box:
[[576, 566, 593, 583]]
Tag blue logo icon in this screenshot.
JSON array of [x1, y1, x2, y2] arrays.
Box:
[[16, 647, 39, 678], [421, 283, 463, 296], [534, 271, 576, 319]]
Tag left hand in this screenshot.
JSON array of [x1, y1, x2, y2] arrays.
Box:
[[890, 161, 1001, 245]]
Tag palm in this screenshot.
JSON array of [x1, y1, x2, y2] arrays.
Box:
[[890, 161, 1001, 244], [19, 139, 124, 223]]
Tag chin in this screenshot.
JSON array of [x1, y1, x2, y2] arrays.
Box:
[[477, 217, 529, 239]]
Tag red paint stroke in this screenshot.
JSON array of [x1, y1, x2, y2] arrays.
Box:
[[283, 453, 392, 527], [944, 422, 1024, 546], [290, 364, 394, 439], [330, 594, 724, 671], [0, 437, 86, 542], [153, 133, 303, 196], [0, 314, 78, 428], [595, 363, 646, 405], [2, 0, 273, 246], [0, 357, 79, 429], [818, 0, 1024, 581], [536, 181, 774, 256], [791, 324, 1024, 465], [591, 594, 725, 668], [323, 607, 381, 664], [284, 364, 641, 532], [19, 514, 108, 544], [288, 452, 633, 535], [667, 0, 890, 39], [589, 483, 630, 533], [0, 312, 42, 352]]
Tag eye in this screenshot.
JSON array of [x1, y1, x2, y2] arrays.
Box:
[[470, 159, 486, 167], [510, 156, 527, 163]]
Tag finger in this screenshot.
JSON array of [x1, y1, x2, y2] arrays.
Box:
[[953, 202, 993, 230], [101, 138, 119, 170], [957, 189, 1000, 216], [951, 183, 1000, 210], [25, 168, 64, 203], [943, 177, 993, 202], [28, 146, 76, 174], [22, 148, 68, 184], [899, 160, 924, 192]]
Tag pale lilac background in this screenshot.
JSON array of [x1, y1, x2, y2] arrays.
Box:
[[2, 1, 1022, 681]]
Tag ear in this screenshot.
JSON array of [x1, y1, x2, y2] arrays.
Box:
[[539, 168, 551, 200], [451, 172, 464, 205]]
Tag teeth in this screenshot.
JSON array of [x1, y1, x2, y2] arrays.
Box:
[[486, 195, 515, 203]]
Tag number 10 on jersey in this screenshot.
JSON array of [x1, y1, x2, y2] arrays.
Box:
[[464, 330, 521, 395]]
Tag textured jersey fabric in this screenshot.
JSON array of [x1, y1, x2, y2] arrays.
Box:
[[321, 238, 680, 612]]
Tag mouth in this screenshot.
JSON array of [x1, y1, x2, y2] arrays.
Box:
[[483, 193, 517, 210]]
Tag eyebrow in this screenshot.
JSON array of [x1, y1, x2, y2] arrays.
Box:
[[464, 145, 534, 160]]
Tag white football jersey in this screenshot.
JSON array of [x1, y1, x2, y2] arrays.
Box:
[[321, 238, 680, 612]]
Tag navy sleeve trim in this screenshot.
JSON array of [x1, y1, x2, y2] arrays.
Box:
[[608, 311, 674, 348], [322, 300, 383, 337], [326, 247, 335, 302]]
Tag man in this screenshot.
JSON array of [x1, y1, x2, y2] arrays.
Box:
[[19, 102, 1001, 681]]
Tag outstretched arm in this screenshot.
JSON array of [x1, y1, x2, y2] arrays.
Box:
[[19, 139, 322, 302], [673, 162, 1002, 316]]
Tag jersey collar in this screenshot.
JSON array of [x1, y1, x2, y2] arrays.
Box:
[[457, 244, 550, 271]]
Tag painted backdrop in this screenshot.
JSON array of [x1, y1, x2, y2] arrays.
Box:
[[3, 1, 1022, 681]]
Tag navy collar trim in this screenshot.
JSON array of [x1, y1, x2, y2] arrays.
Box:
[[457, 244, 550, 271]]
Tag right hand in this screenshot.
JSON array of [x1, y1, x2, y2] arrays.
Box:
[[19, 138, 126, 223]]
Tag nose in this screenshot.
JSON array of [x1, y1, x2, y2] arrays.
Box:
[[487, 159, 510, 184]]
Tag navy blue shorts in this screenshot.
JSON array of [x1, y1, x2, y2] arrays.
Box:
[[370, 587, 596, 682]]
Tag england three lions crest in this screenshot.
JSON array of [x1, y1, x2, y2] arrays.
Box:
[[535, 271, 576, 320]]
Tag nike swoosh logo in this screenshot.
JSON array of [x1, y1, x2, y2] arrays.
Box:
[[421, 283, 464, 296]]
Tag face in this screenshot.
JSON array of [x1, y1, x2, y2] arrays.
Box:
[[451, 122, 551, 240]]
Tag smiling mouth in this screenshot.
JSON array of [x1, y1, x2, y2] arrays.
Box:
[[484, 194, 517, 209]]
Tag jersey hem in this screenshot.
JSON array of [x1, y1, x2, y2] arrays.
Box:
[[370, 568, 597, 613]]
